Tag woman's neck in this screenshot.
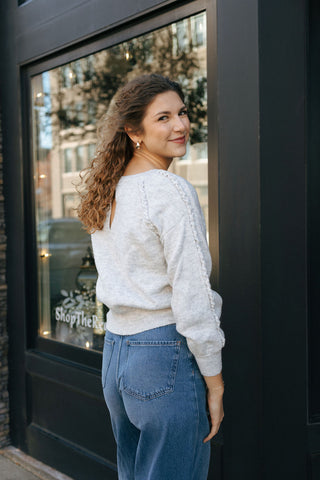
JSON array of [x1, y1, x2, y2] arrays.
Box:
[[123, 147, 172, 176]]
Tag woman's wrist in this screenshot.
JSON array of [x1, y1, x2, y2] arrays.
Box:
[[208, 384, 224, 396], [203, 372, 224, 393]]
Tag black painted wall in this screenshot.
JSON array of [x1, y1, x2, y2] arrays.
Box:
[[216, 1, 262, 477], [259, 1, 308, 478]]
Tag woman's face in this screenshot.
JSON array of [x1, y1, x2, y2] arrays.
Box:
[[139, 90, 190, 162]]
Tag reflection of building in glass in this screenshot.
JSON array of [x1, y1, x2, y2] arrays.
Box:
[[45, 56, 101, 220]]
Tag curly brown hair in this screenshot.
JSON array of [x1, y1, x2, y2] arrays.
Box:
[[77, 74, 184, 233]]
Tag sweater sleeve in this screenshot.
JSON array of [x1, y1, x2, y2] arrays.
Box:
[[145, 171, 225, 376]]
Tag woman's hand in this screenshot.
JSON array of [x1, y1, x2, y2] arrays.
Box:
[[203, 373, 224, 443], [203, 388, 224, 443]]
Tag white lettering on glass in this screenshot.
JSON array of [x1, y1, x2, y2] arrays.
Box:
[[55, 307, 107, 331]]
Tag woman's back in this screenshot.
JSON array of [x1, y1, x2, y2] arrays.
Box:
[[92, 169, 175, 331], [92, 168, 224, 376]]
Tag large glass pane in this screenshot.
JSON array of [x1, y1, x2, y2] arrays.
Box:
[[31, 11, 208, 351]]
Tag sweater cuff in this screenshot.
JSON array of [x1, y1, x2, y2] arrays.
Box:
[[195, 350, 222, 376]]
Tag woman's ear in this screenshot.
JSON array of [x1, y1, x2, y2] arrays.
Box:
[[124, 126, 142, 146]]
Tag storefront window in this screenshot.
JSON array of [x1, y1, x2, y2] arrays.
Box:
[[75, 145, 85, 171], [31, 11, 208, 352], [63, 148, 73, 173]]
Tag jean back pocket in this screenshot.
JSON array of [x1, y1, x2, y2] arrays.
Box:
[[123, 340, 181, 400]]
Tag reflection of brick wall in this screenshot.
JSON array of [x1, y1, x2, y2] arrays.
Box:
[[0, 109, 9, 447]]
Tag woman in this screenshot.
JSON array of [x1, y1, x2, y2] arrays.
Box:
[[78, 74, 225, 480]]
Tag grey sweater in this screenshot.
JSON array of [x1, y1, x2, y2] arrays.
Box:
[[91, 169, 225, 376]]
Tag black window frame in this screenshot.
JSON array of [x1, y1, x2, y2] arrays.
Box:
[[21, 0, 219, 371]]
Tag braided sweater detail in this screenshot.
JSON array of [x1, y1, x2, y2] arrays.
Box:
[[157, 170, 225, 348]]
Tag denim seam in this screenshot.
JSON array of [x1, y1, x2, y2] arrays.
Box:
[[116, 336, 123, 394], [191, 357, 200, 480], [102, 339, 114, 389]]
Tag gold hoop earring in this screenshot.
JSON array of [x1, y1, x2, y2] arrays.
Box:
[[136, 141, 141, 150]]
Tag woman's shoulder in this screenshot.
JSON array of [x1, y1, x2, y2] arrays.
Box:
[[143, 169, 198, 204], [140, 169, 203, 232]]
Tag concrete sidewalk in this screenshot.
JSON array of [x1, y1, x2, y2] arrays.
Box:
[[0, 446, 74, 480]]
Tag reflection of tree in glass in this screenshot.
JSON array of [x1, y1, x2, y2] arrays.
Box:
[[186, 77, 207, 144], [44, 15, 207, 143], [87, 23, 207, 144]]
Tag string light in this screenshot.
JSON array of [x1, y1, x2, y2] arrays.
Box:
[[40, 251, 52, 259]]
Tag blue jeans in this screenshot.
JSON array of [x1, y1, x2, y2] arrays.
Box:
[[102, 324, 210, 480]]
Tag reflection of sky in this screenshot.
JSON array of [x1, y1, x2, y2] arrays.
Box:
[[39, 71, 52, 149]]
